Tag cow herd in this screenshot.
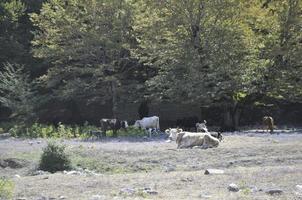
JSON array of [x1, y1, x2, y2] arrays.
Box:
[[97, 115, 275, 149], [97, 116, 224, 149]]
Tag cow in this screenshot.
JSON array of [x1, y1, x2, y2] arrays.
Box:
[[196, 120, 208, 132], [176, 132, 220, 149], [263, 116, 274, 133], [134, 116, 160, 137], [165, 128, 183, 142], [100, 119, 128, 137]]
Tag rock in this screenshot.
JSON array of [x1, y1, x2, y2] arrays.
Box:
[[119, 188, 136, 196], [296, 185, 302, 196], [204, 169, 224, 175], [59, 196, 66, 200], [145, 190, 158, 195], [64, 170, 82, 175], [228, 183, 239, 192], [37, 141, 42, 144], [296, 185, 302, 192], [265, 189, 283, 195], [199, 193, 212, 198], [0, 158, 28, 168], [28, 141, 34, 145], [43, 176, 49, 179], [15, 174, 21, 178], [164, 165, 176, 172], [90, 195, 106, 200], [16, 198, 27, 200], [36, 196, 47, 200], [32, 170, 49, 176]]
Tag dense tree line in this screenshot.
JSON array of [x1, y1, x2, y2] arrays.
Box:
[[0, 0, 301, 130]]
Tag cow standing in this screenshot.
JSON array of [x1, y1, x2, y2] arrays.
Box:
[[134, 116, 160, 137], [263, 116, 274, 133], [100, 119, 128, 137]]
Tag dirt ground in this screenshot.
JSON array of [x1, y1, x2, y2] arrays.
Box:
[[1, 130, 302, 200]]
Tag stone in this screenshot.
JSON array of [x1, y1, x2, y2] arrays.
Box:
[[16, 198, 27, 200], [199, 193, 212, 198], [204, 169, 224, 175], [59, 196, 66, 199], [90, 195, 106, 200], [119, 188, 136, 196], [32, 170, 49, 176], [265, 189, 283, 195], [64, 170, 82, 175], [228, 183, 239, 192], [15, 174, 21, 178], [296, 185, 302, 192], [164, 166, 175, 172], [145, 190, 158, 195]]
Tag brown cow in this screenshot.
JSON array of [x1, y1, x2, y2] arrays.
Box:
[[263, 116, 274, 133]]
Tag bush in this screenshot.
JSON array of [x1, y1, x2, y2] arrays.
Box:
[[8, 122, 98, 138], [0, 177, 14, 200], [117, 126, 147, 137], [39, 141, 71, 173]]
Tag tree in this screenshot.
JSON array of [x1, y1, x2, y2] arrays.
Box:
[[31, 0, 144, 120], [0, 63, 35, 122], [131, 0, 261, 130]]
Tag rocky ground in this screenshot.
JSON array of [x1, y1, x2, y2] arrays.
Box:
[[1, 130, 302, 200]]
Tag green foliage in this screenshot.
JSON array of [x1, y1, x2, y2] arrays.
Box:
[[117, 126, 147, 137], [0, 0, 301, 126], [8, 122, 98, 138], [39, 141, 71, 173], [0, 177, 14, 200], [0, 63, 35, 122]]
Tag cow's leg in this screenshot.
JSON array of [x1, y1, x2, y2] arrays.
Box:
[[113, 129, 118, 137]]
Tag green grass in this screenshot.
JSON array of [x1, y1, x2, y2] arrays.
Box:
[[0, 177, 14, 200]]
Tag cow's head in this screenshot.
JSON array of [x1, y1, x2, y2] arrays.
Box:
[[134, 120, 141, 128], [196, 121, 208, 132]]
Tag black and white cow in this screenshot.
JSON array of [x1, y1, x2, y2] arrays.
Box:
[[100, 119, 128, 137]]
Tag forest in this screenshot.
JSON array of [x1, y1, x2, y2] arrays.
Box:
[[0, 0, 302, 132]]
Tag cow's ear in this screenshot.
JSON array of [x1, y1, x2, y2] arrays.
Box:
[[204, 120, 207, 124]]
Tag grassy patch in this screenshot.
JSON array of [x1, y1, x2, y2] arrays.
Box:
[[0, 177, 14, 200]]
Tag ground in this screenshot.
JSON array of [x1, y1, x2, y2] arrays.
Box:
[[1, 130, 302, 200]]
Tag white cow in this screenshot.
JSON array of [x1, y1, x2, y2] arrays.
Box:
[[134, 116, 160, 137], [176, 132, 219, 149], [196, 120, 208, 132], [165, 128, 183, 142]]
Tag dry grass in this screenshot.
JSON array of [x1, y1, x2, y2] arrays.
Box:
[[1, 132, 302, 199]]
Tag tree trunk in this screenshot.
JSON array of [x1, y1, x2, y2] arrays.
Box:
[[111, 80, 118, 137], [222, 103, 241, 132], [111, 80, 118, 118]]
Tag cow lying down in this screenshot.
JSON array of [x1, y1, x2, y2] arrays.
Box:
[[176, 132, 220, 149], [165, 128, 183, 142]]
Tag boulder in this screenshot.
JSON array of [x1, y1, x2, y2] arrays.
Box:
[[228, 183, 239, 192], [265, 189, 283, 195], [204, 169, 224, 175]]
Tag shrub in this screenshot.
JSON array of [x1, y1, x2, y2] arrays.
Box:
[[117, 126, 147, 137], [39, 141, 71, 173], [0, 177, 14, 200], [7, 122, 99, 138]]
